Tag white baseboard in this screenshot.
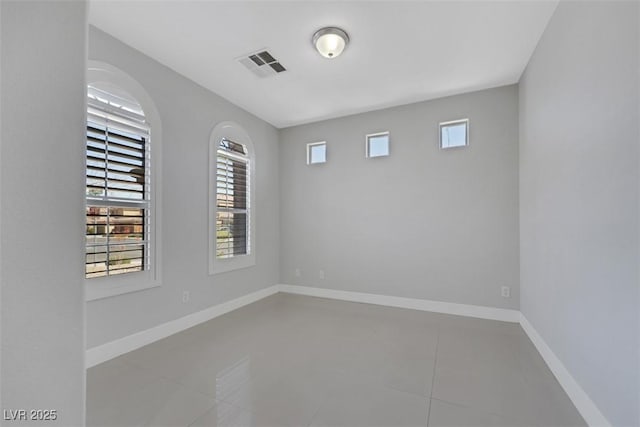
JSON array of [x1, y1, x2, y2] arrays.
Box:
[[85, 285, 280, 368], [520, 314, 611, 427], [278, 284, 520, 323]]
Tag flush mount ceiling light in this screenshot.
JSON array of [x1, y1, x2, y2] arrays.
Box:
[[312, 27, 349, 59]]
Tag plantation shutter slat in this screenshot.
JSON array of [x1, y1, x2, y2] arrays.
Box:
[[86, 85, 151, 278], [216, 138, 250, 259]]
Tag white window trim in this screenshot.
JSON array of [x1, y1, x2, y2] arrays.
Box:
[[307, 141, 327, 165], [85, 61, 163, 301], [439, 118, 469, 149], [209, 121, 256, 275], [365, 131, 390, 158]]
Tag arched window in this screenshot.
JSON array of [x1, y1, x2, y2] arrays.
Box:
[[86, 61, 162, 300], [215, 138, 250, 258], [86, 83, 150, 278], [209, 122, 256, 274]]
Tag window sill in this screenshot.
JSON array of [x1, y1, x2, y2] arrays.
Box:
[[209, 253, 256, 275]]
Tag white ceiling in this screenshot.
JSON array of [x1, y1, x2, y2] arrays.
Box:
[[89, 1, 558, 129]]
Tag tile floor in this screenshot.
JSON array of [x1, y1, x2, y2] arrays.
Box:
[[86, 293, 586, 427]]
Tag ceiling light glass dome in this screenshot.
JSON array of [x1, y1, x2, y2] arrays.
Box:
[[312, 27, 349, 59]]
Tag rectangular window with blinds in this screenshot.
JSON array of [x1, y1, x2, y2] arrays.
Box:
[[216, 138, 250, 258], [86, 85, 151, 278]]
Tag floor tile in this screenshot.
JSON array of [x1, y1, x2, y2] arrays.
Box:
[[432, 360, 533, 422], [428, 398, 533, 427], [218, 363, 341, 427], [87, 358, 157, 395], [88, 377, 216, 427], [436, 324, 521, 372], [520, 376, 587, 427], [310, 380, 430, 427], [87, 358, 160, 426], [189, 401, 253, 427], [87, 294, 585, 427], [381, 353, 435, 397]]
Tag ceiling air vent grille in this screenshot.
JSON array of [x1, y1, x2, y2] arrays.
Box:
[[238, 49, 287, 78]]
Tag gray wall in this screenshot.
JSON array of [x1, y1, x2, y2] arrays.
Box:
[[519, 2, 639, 426], [86, 28, 280, 348], [1, 1, 87, 425], [280, 85, 520, 310]]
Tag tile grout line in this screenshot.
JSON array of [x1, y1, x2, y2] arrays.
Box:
[[425, 322, 441, 426]]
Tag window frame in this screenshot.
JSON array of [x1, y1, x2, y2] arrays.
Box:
[[439, 118, 469, 149], [215, 138, 250, 260], [209, 121, 256, 275], [365, 131, 390, 158], [307, 141, 327, 165], [85, 61, 163, 301]]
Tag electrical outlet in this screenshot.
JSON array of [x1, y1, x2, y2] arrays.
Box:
[[295, 268, 301, 277], [319, 270, 325, 280], [182, 291, 190, 303], [501, 286, 510, 298]]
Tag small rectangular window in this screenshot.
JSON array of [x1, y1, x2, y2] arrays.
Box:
[[366, 132, 390, 158], [307, 142, 327, 164], [440, 119, 469, 149]]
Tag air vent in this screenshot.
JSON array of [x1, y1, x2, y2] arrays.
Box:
[[238, 49, 287, 78]]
